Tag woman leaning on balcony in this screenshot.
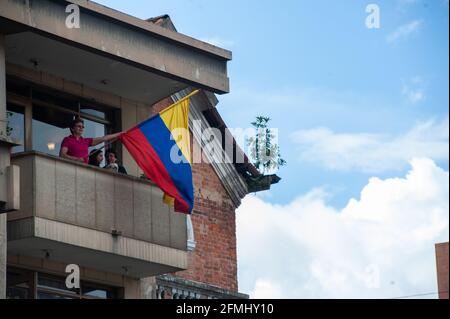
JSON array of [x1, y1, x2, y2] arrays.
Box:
[[59, 118, 122, 164]]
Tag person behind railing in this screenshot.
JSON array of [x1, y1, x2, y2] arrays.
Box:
[[88, 149, 104, 167], [59, 118, 122, 164], [104, 150, 128, 175]]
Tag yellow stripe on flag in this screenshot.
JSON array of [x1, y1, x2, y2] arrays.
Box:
[[157, 90, 199, 211], [163, 193, 175, 206], [159, 98, 191, 163]]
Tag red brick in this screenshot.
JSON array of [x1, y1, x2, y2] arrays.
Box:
[[152, 98, 240, 292], [436, 242, 449, 299]]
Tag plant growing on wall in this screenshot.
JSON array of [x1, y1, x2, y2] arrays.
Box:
[[1, 111, 14, 137], [246, 116, 286, 174], [6, 111, 14, 137]]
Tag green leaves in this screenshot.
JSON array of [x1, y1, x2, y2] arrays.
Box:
[[6, 111, 14, 137], [246, 115, 286, 174]]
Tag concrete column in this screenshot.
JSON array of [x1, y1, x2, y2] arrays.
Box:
[[0, 215, 5, 299], [0, 33, 9, 299], [140, 276, 157, 299], [0, 35, 6, 133]]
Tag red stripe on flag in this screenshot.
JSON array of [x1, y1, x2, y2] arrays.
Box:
[[120, 127, 190, 213]]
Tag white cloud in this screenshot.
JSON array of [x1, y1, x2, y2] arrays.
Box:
[[387, 20, 422, 43], [403, 88, 424, 104], [237, 158, 449, 298], [251, 279, 284, 299], [290, 116, 448, 172], [402, 76, 425, 104], [199, 36, 234, 49]]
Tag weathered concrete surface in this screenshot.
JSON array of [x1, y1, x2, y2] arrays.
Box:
[[140, 276, 157, 299], [7, 152, 188, 278], [0, 34, 5, 132], [0, 33, 10, 299], [10, 152, 187, 250], [0, 0, 231, 94], [7, 217, 188, 278], [0, 34, 8, 299], [0, 214, 5, 299]]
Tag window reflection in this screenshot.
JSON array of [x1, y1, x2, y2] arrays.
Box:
[[81, 107, 105, 119], [7, 268, 121, 299], [32, 104, 70, 156], [6, 104, 24, 153], [37, 292, 73, 299], [38, 274, 79, 295], [83, 285, 108, 298], [32, 103, 107, 161], [35, 272, 119, 299], [6, 268, 32, 299]]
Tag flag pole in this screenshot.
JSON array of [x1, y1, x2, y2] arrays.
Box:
[[127, 89, 201, 127], [160, 89, 200, 114], [124, 89, 201, 128], [180, 89, 200, 102], [93, 89, 200, 153]]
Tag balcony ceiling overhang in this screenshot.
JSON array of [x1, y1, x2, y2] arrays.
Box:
[[4, 31, 188, 105], [8, 217, 188, 278], [0, 0, 231, 104]]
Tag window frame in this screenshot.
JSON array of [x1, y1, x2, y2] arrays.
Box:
[[7, 266, 123, 299], [6, 78, 122, 158], [6, 92, 32, 151], [5, 102, 26, 153]]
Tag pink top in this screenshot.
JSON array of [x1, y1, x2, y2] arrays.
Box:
[[61, 135, 93, 163]]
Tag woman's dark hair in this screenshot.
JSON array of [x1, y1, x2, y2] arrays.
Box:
[[70, 118, 84, 134], [88, 149, 102, 167]]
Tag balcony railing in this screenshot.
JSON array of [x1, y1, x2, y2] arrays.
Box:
[[7, 151, 188, 278]]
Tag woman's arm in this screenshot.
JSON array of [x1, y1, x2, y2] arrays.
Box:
[[91, 132, 122, 147], [60, 146, 85, 162]]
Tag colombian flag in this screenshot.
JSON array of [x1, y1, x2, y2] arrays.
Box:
[[120, 91, 197, 214]]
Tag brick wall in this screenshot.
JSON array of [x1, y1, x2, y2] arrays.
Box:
[[152, 97, 238, 292], [435, 242, 449, 299]]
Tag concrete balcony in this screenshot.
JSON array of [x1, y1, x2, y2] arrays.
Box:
[[7, 151, 188, 278], [0, 0, 231, 105]]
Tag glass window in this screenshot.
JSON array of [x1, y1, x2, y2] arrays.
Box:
[[7, 283, 30, 299], [82, 284, 111, 298], [83, 117, 106, 139], [81, 283, 118, 299], [8, 267, 121, 299], [6, 104, 25, 153], [38, 274, 79, 295], [8, 83, 117, 161], [37, 291, 74, 299], [32, 104, 71, 157], [81, 107, 105, 119], [6, 268, 33, 299], [37, 273, 119, 299], [32, 103, 107, 163]]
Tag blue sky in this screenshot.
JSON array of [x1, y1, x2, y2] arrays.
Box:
[[97, 0, 449, 298], [97, 0, 448, 207]]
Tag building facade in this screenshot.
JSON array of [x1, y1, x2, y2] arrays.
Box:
[[435, 242, 449, 299], [0, 1, 278, 299]]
